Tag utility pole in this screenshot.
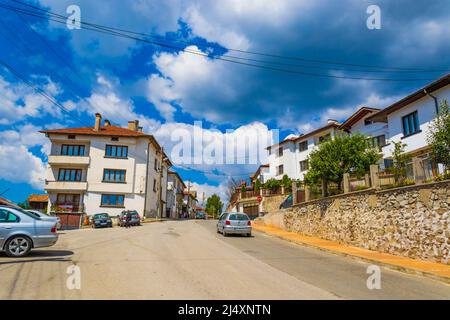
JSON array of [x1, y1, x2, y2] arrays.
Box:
[[158, 147, 164, 220]]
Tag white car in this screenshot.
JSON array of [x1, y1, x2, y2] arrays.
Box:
[[27, 210, 61, 229]]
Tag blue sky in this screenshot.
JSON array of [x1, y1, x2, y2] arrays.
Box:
[[0, 0, 449, 203]]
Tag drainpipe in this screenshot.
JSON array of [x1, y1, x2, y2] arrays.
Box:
[[424, 89, 439, 114], [143, 142, 151, 219]]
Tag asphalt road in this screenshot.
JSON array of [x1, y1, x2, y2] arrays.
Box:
[[0, 220, 449, 299]]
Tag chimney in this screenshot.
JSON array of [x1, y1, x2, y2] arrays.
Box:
[[137, 126, 143, 132], [128, 120, 139, 131], [104, 119, 111, 127], [94, 113, 102, 131]]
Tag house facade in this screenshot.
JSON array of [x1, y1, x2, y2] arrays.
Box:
[[166, 170, 186, 219], [266, 120, 341, 181], [26, 194, 49, 212], [41, 113, 170, 218], [367, 74, 450, 178]]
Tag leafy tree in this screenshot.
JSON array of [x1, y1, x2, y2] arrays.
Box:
[[254, 179, 262, 192], [281, 174, 292, 191], [427, 100, 450, 172], [205, 194, 223, 219], [263, 178, 281, 190], [304, 132, 381, 195], [390, 141, 412, 183], [18, 200, 30, 209]]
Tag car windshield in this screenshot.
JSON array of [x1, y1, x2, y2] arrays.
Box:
[[94, 213, 109, 219], [228, 214, 249, 221]]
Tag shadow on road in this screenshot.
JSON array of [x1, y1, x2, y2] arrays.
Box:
[[0, 250, 74, 265]]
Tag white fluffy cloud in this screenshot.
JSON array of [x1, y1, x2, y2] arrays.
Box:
[[187, 181, 228, 205], [0, 130, 47, 189], [0, 76, 63, 124]]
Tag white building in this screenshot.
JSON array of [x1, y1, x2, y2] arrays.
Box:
[[41, 113, 171, 218], [367, 74, 450, 176], [265, 120, 341, 181], [166, 171, 186, 219]]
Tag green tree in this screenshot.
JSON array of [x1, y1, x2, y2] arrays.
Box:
[[390, 141, 412, 183], [305, 132, 381, 195], [18, 200, 30, 209], [205, 194, 223, 219], [263, 178, 281, 191], [254, 179, 262, 192], [427, 100, 450, 173], [281, 174, 292, 191]]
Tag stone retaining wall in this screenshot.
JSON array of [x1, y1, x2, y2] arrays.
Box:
[[261, 181, 450, 264]]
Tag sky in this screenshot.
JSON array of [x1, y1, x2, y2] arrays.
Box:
[[0, 0, 449, 204]]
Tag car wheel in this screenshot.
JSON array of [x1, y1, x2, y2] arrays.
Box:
[[5, 236, 32, 257], [216, 227, 220, 233], [247, 233, 252, 237]]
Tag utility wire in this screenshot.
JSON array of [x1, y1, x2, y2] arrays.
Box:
[[0, 3, 443, 81], [9, 0, 450, 73]]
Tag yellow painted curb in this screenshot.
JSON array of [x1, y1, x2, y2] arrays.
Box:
[[253, 223, 450, 284]]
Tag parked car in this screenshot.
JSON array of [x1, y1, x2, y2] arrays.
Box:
[[118, 210, 141, 227], [0, 206, 58, 257], [279, 194, 293, 209], [217, 212, 252, 237], [195, 211, 205, 219], [92, 213, 113, 228], [27, 210, 61, 229]]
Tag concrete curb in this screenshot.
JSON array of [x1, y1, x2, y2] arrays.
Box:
[[253, 223, 450, 285]]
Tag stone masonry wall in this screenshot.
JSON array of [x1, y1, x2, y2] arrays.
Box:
[[262, 181, 450, 264], [262, 194, 286, 213]]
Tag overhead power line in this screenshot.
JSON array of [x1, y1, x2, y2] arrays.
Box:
[[0, 2, 446, 81], [9, 0, 450, 74]]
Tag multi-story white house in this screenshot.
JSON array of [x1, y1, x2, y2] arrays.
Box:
[[41, 113, 171, 218], [265, 120, 341, 181], [166, 170, 186, 219], [366, 74, 450, 177]]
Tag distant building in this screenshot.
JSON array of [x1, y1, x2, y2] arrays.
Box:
[[26, 194, 49, 211], [166, 170, 186, 219]]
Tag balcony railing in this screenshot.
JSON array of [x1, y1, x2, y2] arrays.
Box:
[[48, 155, 90, 166], [45, 181, 88, 191], [50, 204, 85, 213]]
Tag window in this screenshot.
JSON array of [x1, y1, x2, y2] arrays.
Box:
[[103, 169, 126, 183], [300, 160, 309, 172], [105, 145, 128, 158], [101, 194, 125, 207], [278, 147, 283, 157], [368, 135, 386, 149], [364, 119, 373, 126], [277, 165, 284, 176], [153, 179, 157, 192], [298, 141, 308, 152], [319, 133, 331, 144], [402, 111, 420, 137], [61, 144, 85, 156], [0, 209, 20, 223], [154, 158, 158, 171], [58, 168, 82, 181]]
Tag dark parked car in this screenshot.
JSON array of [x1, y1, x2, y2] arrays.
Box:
[[92, 213, 113, 228], [279, 194, 293, 209], [118, 210, 141, 227]]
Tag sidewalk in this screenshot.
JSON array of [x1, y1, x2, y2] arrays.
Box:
[[252, 222, 450, 284]]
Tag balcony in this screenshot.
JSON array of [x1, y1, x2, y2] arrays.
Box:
[[45, 181, 88, 191], [48, 155, 90, 166]]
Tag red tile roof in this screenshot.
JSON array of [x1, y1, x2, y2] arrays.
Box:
[[0, 197, 13, 205], [27, 194, 49, 203], [40, 125, 151, 138]]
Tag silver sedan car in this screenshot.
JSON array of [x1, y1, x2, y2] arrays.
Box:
[[0, 206, 59, 257], [27, 210, 62, 229], [217, 212, 252, 237]]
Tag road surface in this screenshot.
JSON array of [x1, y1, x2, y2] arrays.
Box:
[[0, 220, 449, 299]]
